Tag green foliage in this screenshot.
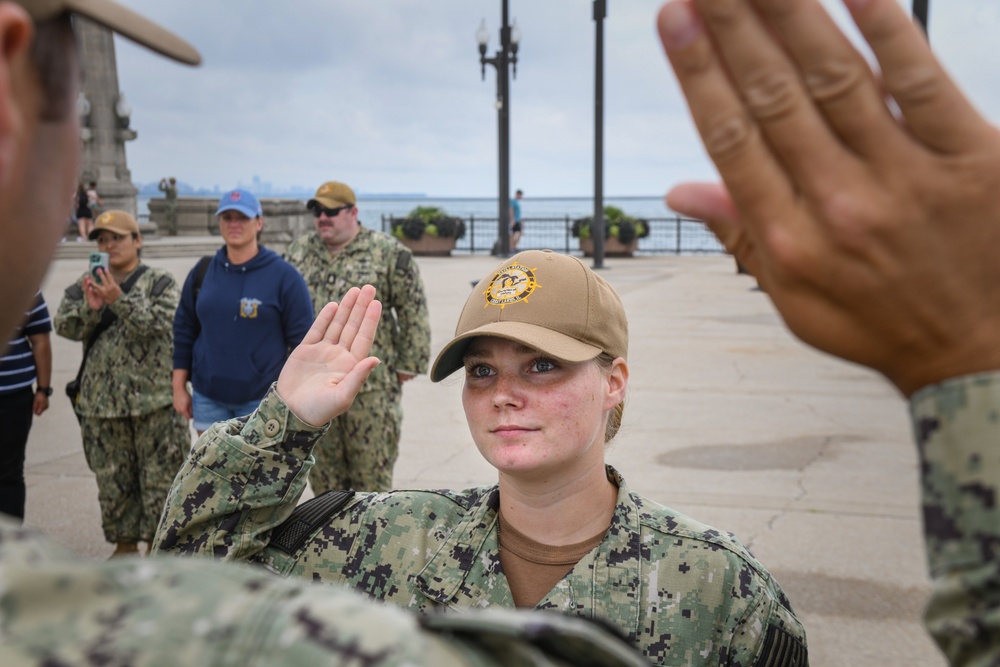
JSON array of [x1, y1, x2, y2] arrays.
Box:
[[390, 206, 466, 240], [571, 206, 649, 244]]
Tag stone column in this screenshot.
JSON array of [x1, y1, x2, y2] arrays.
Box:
[[76, 17, 138, 217]]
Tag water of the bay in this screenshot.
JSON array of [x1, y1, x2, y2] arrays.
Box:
[[138, 194, 674, 223], [135, 193, 719, 254]]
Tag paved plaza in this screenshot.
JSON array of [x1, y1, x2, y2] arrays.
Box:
[[27, 247, 944, 666]]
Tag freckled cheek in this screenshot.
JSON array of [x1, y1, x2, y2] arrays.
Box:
[[462, 388, 496, 435]]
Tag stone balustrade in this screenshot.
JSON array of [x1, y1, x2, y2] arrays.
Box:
[[147, 197, 313, 245]]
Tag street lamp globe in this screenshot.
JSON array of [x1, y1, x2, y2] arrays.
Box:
[[476, 19, 489, 49]]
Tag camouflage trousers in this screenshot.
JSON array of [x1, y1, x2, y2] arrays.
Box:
[[309, 388, 401, 493], [163, 204, 177, 235], [79, 405, 190, 543]]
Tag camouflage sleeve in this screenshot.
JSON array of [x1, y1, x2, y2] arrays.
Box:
[[53, 275, 98, 342], [388, 248, 431, 375], [153, 385, 327, 561], [282, 236, 304, 265], [1, 518, 650, 667], [910, 372, 1000, 665], [107, 270, 179, 338]]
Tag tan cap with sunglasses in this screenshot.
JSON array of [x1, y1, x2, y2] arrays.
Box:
[[431, 249, 629, 382], [308, 181, 357, 211], [18, 0, 201, 66]]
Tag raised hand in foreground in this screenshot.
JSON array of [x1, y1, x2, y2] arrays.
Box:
[[657, 0, 1000, 396], [276, 284, 382, 426]]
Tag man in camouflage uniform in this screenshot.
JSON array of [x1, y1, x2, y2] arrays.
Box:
[[0, 519, 649, 667], [55, 210, 189, 556], [284, 180, 430, 492]]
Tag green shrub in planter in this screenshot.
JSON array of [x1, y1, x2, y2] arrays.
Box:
[[571, 206, 649, 245], [391, 206, 466, 241]]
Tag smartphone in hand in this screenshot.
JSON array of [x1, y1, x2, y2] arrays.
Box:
[[89, 251, 109, 284]]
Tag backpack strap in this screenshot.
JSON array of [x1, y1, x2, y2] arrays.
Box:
[[192, 255, 212, 305], [269, 489, 356, 555], [71, 264, 150, 391], [189, 255, 212, 337]]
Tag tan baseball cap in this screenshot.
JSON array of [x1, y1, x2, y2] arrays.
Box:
[[431, 249, 628, 382], [89, 210, 140, 239], [19, 0, 201, 66], [308, 181, 357, 210]]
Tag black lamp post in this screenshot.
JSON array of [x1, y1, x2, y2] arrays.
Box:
[[477, 2, 521, 257], [592, 0, 607, 269], [913, 0, 929, 36]]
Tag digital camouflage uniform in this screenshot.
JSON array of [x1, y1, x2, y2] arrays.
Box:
[[155, 388, 807, 667], [910, 372, 1000, 666], [284, 227, 430, 492], [0, 517, 651, 667], [55, 265, 189, 543]]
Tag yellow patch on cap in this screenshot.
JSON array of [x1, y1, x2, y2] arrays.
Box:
[[484, 262, 540, 309]]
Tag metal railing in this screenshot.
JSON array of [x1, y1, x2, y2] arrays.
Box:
[[380, 215, 724, 255]]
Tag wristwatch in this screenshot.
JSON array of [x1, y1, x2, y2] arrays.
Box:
[[36, 386, 53, 397]]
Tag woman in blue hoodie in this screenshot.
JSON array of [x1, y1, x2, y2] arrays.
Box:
[[172, 189, 314, 434]]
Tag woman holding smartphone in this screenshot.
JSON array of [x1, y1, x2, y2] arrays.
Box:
[[55, 210, 189, 557]]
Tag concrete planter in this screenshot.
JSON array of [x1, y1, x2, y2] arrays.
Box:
[[397, 235, 458, 257], [578, 236, 638, 257]]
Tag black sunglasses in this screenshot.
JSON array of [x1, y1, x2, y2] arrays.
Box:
[[311, 204, 352, 218]]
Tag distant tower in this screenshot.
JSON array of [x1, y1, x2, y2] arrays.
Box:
[[76, 17, 138, 216]]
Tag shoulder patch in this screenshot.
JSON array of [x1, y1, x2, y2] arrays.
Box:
[[395, 251, 411, 273], [269, 489, 356, 554], [755, 625, 807, 667], [64, 284, 84, 300]]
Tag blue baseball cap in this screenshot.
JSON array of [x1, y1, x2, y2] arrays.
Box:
[[216, 189, 262, 218]]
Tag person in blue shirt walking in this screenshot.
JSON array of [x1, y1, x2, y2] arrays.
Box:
[[509, 189, 523, 251], [172, 188, 314, 434], [0, 291, 51, 520]]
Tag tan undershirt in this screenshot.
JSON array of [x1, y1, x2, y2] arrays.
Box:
[[498, 512, 608, 608]]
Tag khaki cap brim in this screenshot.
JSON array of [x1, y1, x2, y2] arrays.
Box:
[[430, 250, 628, 382], [87, 224, 135, 239], [27, 0, 201, 65], [308, 196, 354, 210], [430, 321, 603, 383]]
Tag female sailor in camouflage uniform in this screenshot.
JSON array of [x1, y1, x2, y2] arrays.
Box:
[[57, 211, 189, 557], [155, 252, 807, 666]]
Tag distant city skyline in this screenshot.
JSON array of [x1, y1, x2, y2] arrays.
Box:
[[134, 179, 429, 199]]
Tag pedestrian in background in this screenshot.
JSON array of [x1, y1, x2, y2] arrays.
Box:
[[173, 188, 313, 435], [284, 180, 430, 492], [55, 211, 189, 556], [509, 188, 523, 251], [73, 182, 92, 241], [158, 176, 178, 235], [0, 292, 52, 521]]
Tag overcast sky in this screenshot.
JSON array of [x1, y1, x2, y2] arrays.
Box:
[[111, 0, 1000, 197]]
